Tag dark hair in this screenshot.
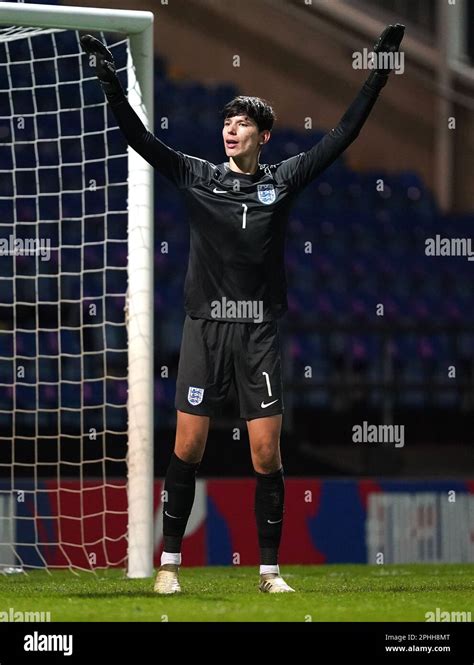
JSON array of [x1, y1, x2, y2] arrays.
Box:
[[221, 95, 276, 132]]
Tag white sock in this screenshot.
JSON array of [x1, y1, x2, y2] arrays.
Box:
[[260, 564, 279, 576], [161, 551, 181, 566]]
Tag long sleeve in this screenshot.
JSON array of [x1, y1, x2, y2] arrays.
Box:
[[274, 73, 386, 193], [106, 89, 212, 189]]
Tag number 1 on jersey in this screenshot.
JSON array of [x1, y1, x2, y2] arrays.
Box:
[[241, 203, 248, 229]]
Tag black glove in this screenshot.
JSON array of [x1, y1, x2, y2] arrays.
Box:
[[80, 34, 123, 100], [373, 24, 405, 73], [367, 23, 405, 90]]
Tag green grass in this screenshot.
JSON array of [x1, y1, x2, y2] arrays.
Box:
[[0, 564, 472, 622]]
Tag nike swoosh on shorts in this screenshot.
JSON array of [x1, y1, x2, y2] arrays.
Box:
[[261, 399, 278, 408]]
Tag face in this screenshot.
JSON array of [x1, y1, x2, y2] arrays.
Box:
[[222, 114, 268, 159]]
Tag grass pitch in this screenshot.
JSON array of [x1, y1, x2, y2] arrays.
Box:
[[0, 564, 472, 622]]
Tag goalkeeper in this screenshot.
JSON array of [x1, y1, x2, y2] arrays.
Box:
[[81, 25, 405, 594]]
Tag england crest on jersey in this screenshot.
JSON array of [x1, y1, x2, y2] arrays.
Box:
[[257, 184, 276, 205], [188, 386, 204, 406]]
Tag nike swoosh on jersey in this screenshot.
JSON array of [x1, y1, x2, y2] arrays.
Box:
[[261, 399, 279, 409], [267, 518, 283, 524], [164, 511, 182, 519], [212, 188, 227, 193]]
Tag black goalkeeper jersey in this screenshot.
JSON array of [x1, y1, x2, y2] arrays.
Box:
[[107, 76, 384, 321]]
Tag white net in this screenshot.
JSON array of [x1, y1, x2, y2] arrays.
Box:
[[0, 26, 131, 571]]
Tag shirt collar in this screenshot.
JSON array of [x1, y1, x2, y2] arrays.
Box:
[[214, 162, 269, 183]]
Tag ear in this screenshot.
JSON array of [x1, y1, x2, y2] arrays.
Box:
[[259, 130, 271, 146]]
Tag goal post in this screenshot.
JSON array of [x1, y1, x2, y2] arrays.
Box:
[[0, 2, 154, 578]]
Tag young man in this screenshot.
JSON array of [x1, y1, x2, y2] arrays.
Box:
[[81, 23, 404, 594]]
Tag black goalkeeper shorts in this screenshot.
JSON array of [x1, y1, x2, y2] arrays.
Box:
[[175, 315, 284, 420]]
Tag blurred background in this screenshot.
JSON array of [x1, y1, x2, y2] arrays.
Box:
[[0, 0, 473, 568]]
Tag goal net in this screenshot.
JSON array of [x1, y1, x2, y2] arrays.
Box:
[[0, 4, 154, 578]]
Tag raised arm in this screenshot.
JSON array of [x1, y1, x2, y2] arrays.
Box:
[[274, 24, 405, 192], [80, 35, 210, 188]]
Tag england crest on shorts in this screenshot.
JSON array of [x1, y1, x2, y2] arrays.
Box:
[[188, 386, 204, 406], [257, 184, 276, 205]]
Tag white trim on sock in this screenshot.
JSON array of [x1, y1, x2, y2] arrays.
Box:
[[260, 564, 279, 575], [161, 551, 182, 566]]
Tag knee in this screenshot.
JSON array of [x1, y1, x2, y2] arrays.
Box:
[[251, 438, 281, 474], [174, 439, 205, 465]]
